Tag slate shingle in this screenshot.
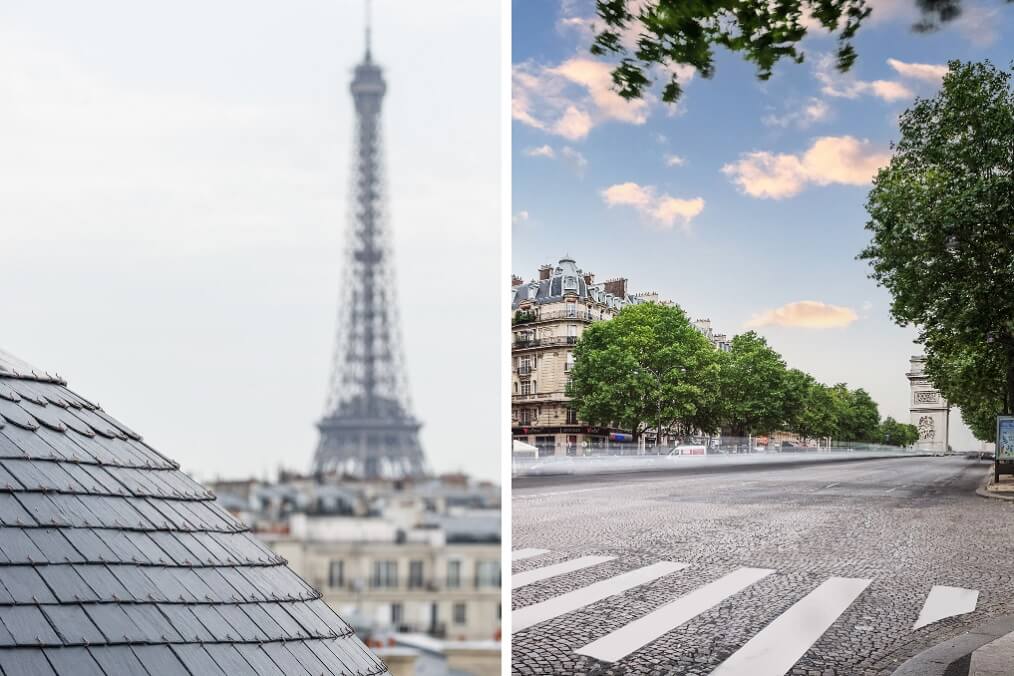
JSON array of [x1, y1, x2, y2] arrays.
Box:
[[0, 357, 388, 675]]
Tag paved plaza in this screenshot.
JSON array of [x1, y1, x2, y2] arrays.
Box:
[[511, 456, 1012, 675]]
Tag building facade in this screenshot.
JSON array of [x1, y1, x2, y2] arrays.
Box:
[[212, 476, 502, 643], [510, 257, 731, 456]]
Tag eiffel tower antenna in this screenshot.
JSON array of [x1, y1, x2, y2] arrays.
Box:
[[312, 5, 427, 480], [364, 0, 372, 61]]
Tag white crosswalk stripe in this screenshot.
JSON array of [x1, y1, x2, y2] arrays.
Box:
[[514, 550, 980, 672], [512, 555, 616, 590], [913, 585, 978, 629], [710, 576, 871, 676], [575, 567, 775, 663], [513, 561, 688, 633], [512, 548, 551, 562]]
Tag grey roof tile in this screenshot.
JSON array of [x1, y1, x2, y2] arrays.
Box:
[[43, 647, 105, 676], [0, 358, 388, 675], [0, 648, 57, 676]]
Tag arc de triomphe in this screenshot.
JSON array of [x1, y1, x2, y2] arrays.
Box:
[[907, 355, 950, 453]]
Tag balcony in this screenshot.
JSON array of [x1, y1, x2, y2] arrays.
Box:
[[512, 336, 578, 350], [512, 391, 563, 402], [516, 364, 533, 376]]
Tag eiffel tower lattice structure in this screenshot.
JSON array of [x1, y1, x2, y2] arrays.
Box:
[[312, 8, 427, 480]]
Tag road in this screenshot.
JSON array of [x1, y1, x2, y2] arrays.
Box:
[[511, 456, 1014, 676]]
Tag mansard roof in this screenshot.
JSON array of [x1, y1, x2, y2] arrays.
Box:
[[0, 351, 387, 676], [511, 257, 634, 310]]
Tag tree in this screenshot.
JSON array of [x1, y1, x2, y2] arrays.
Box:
[[567, 302, 720, 443], [591, 0, 997, 104], [717, 331, 790, 437], [878, 416, 919, 446], [785, 370, 837, 442], [860, 61, 1014, 436], [925, 341, 1007, 441]]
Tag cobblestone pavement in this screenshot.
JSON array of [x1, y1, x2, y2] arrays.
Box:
[[511, 456, 1014, 676]]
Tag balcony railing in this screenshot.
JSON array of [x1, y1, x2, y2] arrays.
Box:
[[517, 364, 533, 375], [513, 336, 578, 349], [512, 392, 563, 402]]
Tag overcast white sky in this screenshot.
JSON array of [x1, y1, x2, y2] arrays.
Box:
[[0, 1, 502, 482]]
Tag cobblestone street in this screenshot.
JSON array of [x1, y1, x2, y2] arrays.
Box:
[[511, 456, 1013, 676]]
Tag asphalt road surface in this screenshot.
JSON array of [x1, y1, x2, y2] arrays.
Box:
[[511, 456, 1014, 676]]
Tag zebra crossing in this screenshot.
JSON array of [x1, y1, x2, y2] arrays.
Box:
[[512, 549, 979, 672]]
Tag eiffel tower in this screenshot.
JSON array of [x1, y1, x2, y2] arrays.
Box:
[[312, 4, 427, 479]]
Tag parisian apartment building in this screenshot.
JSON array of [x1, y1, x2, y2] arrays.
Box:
[[211, 475, 502, 644], [510, 256, 731, 456]]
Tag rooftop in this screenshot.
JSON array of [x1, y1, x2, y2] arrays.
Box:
[[0, 350, 387, 675]]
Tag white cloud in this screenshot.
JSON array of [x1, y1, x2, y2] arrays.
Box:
[[815, 55, 913, 102], [512, 56, 656, 140], [525, 145, 556, 158], [886, 58, 947, 84], [665, 154, 687, 167], [763, 98, 831, 128], [561, 146, 589, 175], [746, 301, 859, 329], [601, 182, 704, 230], [553, 104, 595, 140], [513, 210, 530, 224], [722, 136, 890, 199]]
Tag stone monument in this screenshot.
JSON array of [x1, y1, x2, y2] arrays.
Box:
[[907, 355, 950, 454]]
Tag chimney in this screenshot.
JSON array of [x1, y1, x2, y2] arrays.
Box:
[[583, 272, 595, 285], [603, 277, 628, 298], [538, 264, 553, 281], [511, 275, 524, 287]]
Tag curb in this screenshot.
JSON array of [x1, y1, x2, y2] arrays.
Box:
[[893, 614, 1014, 676], [974, 469, 1014, 502]]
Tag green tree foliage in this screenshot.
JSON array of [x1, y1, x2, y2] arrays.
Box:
[[784, 369, 837, 441], [591, 0, 994, 104], [828, 385, 881, 442], [925, 342, 1007, 441], [860, 61, 1014, 440], [567, 303, 720, 441], [716, 331, 790, 436], [878, 416, 919, 446]]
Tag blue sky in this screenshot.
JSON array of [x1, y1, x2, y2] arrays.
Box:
[[512, 0, 1012, 447]]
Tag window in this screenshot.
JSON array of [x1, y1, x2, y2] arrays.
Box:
[[371, 560, 398, 588], [566, 408, 578, 425], [519, 409, 534, 425], [565, 352, 575, 372], [566, 302, 577, 318], [520, 381, 531, 396], [409, 560, 424, 589], [328, 560, 344, 589], [447, 560, 462, 588], [391, 603, 403, 626], [453, 602, 467, 625], [475, 560, 500, 588]]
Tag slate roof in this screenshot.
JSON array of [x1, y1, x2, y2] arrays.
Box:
[[0, 353, 389, 676]]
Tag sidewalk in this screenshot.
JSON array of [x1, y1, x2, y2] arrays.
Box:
[[975, 470, 1014, 501], [894, 615, 1014, 675]]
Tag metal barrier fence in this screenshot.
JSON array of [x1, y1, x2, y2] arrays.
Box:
[[511, 436, 922, 477]]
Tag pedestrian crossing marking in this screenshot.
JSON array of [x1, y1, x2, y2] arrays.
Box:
[[513, 561, 688, 633], [512, 555, 616, 590], [913, 585, 978, 629], [512, 548, 551, 562], [514, 550, 983, 671], [574, 567, 775, 663], [709, 576, 871, 676]]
